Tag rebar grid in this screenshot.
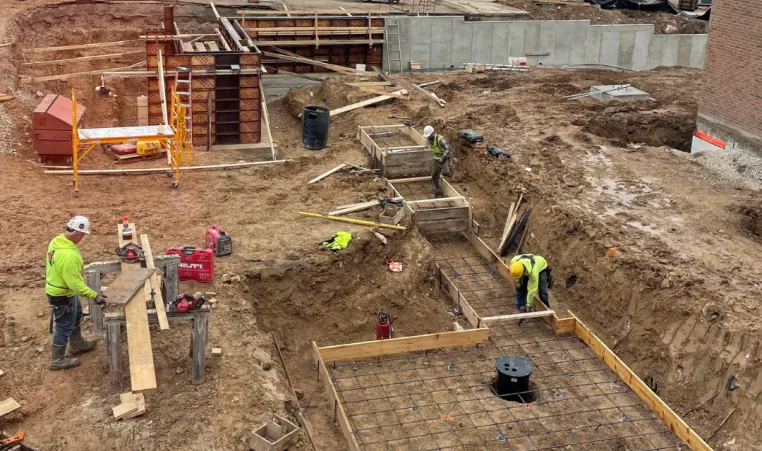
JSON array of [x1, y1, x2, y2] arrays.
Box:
[[326, 319, 684, 451], [429, 233, 518, 317]]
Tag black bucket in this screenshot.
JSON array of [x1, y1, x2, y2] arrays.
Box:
[[495, 356, 534, 401], [302, 105, 330, 150]]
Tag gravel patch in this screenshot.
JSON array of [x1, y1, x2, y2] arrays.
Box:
[[670, 148, 762, 191]]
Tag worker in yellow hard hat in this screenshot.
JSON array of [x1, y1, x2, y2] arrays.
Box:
[[509, 253, 553, 312]]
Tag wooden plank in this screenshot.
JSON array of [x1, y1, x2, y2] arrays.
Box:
[[119, 392, 146, 419], [112, 401, 138, 420], [573, 316, 712, 451], [237, 9, 385, 15], [216, 29, 232, 51], [348, 81, 393, 87], [22, 51, 143, 67], [308, 163, 347, 184], [555, 317, 577, 335], [441, 178, 461, 199], [387, 176, 431, 184], [262, 51, 358, 75], [318, 328, 489, 362], [417, 218, 469, 235], [45, 159, 288, 175], [314, 343, 361, 451], [257, 38, 383, 46], [156, 50, 168, 126], [330, 90, 407, 117], [247, 26, 385, 33], [102, 268, 155, 305], [25, 40, 141, 53], [20, 66, 134, 83], [328, 200, 378, 216], [194, 42, 206, 52], [458, 292, 481, 328], [181, 42, 194, 52], [407, 196, 464, 206], [207, 41, 220, 52], [118, 223, 157, 393], [259, 79, 277, 161], [481, 310, 556, 322], [139, 234, 169, 331], [416, 206, 469, 222], [372, 65, 393, 84], [0, 398, 20, 417]]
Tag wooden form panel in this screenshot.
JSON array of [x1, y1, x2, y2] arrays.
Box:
[[435, 263, 481, 328], [358, 125, 429, 177], [313, 342, 361, 451], [317, 328, 489, 362], [574, 316, 712, 451]]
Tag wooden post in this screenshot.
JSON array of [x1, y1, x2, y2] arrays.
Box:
[[85, 270, 103, 333], [161, 259, 179, 304], [207, 95, 213, 151], [106, 323, 123, 394], [191, 315, 208, 384]]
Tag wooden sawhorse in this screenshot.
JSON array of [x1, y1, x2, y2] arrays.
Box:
[[104, 305, 210, 394]]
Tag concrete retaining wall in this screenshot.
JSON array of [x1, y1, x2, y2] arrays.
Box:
[[383, 17, 707, 72]]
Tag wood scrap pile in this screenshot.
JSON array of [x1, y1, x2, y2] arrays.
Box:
[[498, 192, 532, 256], [113, 392, 146, 420]]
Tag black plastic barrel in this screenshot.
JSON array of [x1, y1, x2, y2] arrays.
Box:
[[495, 356, 533, 400], [302, 106, 330, 150]]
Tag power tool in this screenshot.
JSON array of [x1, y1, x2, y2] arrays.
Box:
[[116, 242, 145, 264], [171, 293, 205, 313], [376, 312, 394, 340]]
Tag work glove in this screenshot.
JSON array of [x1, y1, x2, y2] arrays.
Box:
[[94, 293, 108, 306]]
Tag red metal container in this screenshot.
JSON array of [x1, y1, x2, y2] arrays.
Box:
[[166, 247, 215, 283], [376, 312, 391, 340], [33, 94, 86, 158]]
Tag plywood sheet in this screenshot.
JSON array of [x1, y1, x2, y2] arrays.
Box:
[[104, 268, 155, 305]]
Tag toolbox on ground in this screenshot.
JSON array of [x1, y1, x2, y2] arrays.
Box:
[[205, 225, 233, 257], [166, 247, 215, 283]]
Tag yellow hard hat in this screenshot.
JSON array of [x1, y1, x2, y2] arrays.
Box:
[[510, 261, 524, 279]]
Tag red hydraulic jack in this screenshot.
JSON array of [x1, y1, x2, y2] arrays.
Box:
[[376, 312, 394, 340]]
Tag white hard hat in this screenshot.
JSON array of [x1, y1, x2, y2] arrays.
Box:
[[67, 216, 91, 234], [423, 125, 434, 139]]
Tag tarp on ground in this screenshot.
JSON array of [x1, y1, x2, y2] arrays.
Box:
[[587, 0, 680, 13]]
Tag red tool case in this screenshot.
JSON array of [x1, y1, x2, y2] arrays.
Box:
[[166, 247, 214, 283]]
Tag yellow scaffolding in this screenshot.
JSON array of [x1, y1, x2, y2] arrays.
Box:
[[70, 89, 193, 192]]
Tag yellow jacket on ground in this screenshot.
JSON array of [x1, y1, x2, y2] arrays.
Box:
[[45, 233, 97, 299], [510, 254, 547, 307]]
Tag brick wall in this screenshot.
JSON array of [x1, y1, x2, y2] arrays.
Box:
[[699, 0, 762, 140]]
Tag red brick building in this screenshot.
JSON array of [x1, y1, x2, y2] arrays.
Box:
[[697, 0, 762, 154]]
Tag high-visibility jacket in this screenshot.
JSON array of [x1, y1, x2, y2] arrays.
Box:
[[429, 135, 450, 161], [509, 253, 547, 308], [45, 233, 97, 299], [322, 231, 352, 251]]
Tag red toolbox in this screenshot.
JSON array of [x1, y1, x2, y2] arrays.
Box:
[[166, 247, 215, 283]]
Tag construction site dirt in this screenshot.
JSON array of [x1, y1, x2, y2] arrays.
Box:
[[0, 2, 757, 451]]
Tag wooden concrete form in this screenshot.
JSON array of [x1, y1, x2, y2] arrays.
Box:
[[357, 124, 431, 178], [387, 177, 470, 235], [249, 415, 301, 451]]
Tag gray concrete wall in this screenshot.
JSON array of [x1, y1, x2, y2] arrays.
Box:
[[383, 17, 706, 72]]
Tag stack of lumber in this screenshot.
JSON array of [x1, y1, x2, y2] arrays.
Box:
[[498, 193, 532, 256], [113, 392, 146, 420]]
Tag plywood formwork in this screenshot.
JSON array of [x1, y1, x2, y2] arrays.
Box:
[[387, 177, 470, 235], [358, 124, 432, 178], [241, 15, 385, 73]]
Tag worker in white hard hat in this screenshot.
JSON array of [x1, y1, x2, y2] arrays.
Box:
[[45, 216, 107, 370], [423, 125, 453, 198]]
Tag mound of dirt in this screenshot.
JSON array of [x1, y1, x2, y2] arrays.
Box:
[[582, 108, 695, 151]]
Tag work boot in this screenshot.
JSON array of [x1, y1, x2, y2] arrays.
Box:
[[68, 326, 96, 355], [50, 344, 80, 370]]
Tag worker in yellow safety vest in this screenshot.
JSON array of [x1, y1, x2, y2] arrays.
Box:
[[509, 253, 553, 312], [423, 125, 453, 198], [45, 216, 107, 370]]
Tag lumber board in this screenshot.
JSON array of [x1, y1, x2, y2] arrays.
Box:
[[207, 41, 220, 52], [308, 163, 347, 184], [330, 90, 406, 116], [237, 9, 385, 15], [318, 328, 489, 362], [119, 392, 146, 419], [259, 79, 277, 161], [387, 175, 430, 184], [22, 51, 143, 67], [314, 343, 361, 451], [216, 29, 232, 51], [21, 66, 134, 83], [480, 310, 556, 322], [0, 398, 21, 417], [139, 234, 169, 330], [407, 196, 464, 206], [458, 292, 481, 329], [118, 223, 157, 392], [256, 38, 383, 47], [573, 316, 712, 451], [194, 42, 206, 52], [415, 206, 469, 222], [328, 200, 379, 216], [103, 268, 155, 305], [248, 26, 385, 33], [25, 40, 141, 53], [44, 159, 288, 174], [112, 400, 138, 420], [156, 50, 168, 126], [417, 218, 469, 235]]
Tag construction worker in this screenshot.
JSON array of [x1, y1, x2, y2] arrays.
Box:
[[423, 125, 453, 198], [45, 216, 107, 370], [510, 253, 553, 312]]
